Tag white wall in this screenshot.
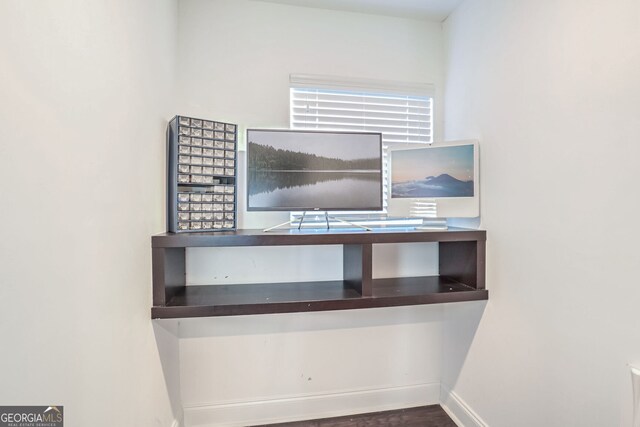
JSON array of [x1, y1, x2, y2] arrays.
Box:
[[0, 1, 180, 426], [442, 0, 640, 425], [177, 0, 445, 229], [175, 1, 446, 424]]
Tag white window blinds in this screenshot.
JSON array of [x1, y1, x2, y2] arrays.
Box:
[[289, 74, 433, 145]]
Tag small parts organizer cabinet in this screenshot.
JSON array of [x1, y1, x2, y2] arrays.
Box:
[[151, 228, 487, 319], [167, 115, 237, 233]]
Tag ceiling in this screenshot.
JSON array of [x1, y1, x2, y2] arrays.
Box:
[[254, 0, 465, 22]]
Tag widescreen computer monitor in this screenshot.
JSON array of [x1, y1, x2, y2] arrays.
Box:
[[246, 129, 383, 211]]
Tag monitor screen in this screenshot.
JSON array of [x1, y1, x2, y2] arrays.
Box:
[[246, 129, 383, 211], [388, 141, 479, 217]]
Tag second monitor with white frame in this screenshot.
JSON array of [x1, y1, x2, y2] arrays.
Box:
[[388, 140, 479, 218]]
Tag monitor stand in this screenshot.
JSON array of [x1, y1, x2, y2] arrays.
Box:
[[263, 211, 372, 232]]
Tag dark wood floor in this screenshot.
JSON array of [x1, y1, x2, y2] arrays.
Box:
[[254, 405, 457, 427]]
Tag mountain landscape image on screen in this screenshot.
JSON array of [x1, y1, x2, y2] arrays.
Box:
[[391, 144, 475, 199], [392, 173, 474, 198]]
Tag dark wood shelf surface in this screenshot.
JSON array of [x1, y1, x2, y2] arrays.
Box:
[[151, 227, 487, 319], [152, 227, 486, 248], [152, 276, 488, 318]]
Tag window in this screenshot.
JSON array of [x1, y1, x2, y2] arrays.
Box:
[[289, 74, 434, 216], [290, 75, 433, 144]]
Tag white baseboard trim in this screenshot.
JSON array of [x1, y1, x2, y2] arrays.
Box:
[[440, 385, 488, 427], [183, 383, 440, 427]]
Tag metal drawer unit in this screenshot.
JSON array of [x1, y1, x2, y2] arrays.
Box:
[[167, 115, 237, 232]]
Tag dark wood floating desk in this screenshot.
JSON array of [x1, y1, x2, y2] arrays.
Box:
[[151, 227, 487, 319]]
